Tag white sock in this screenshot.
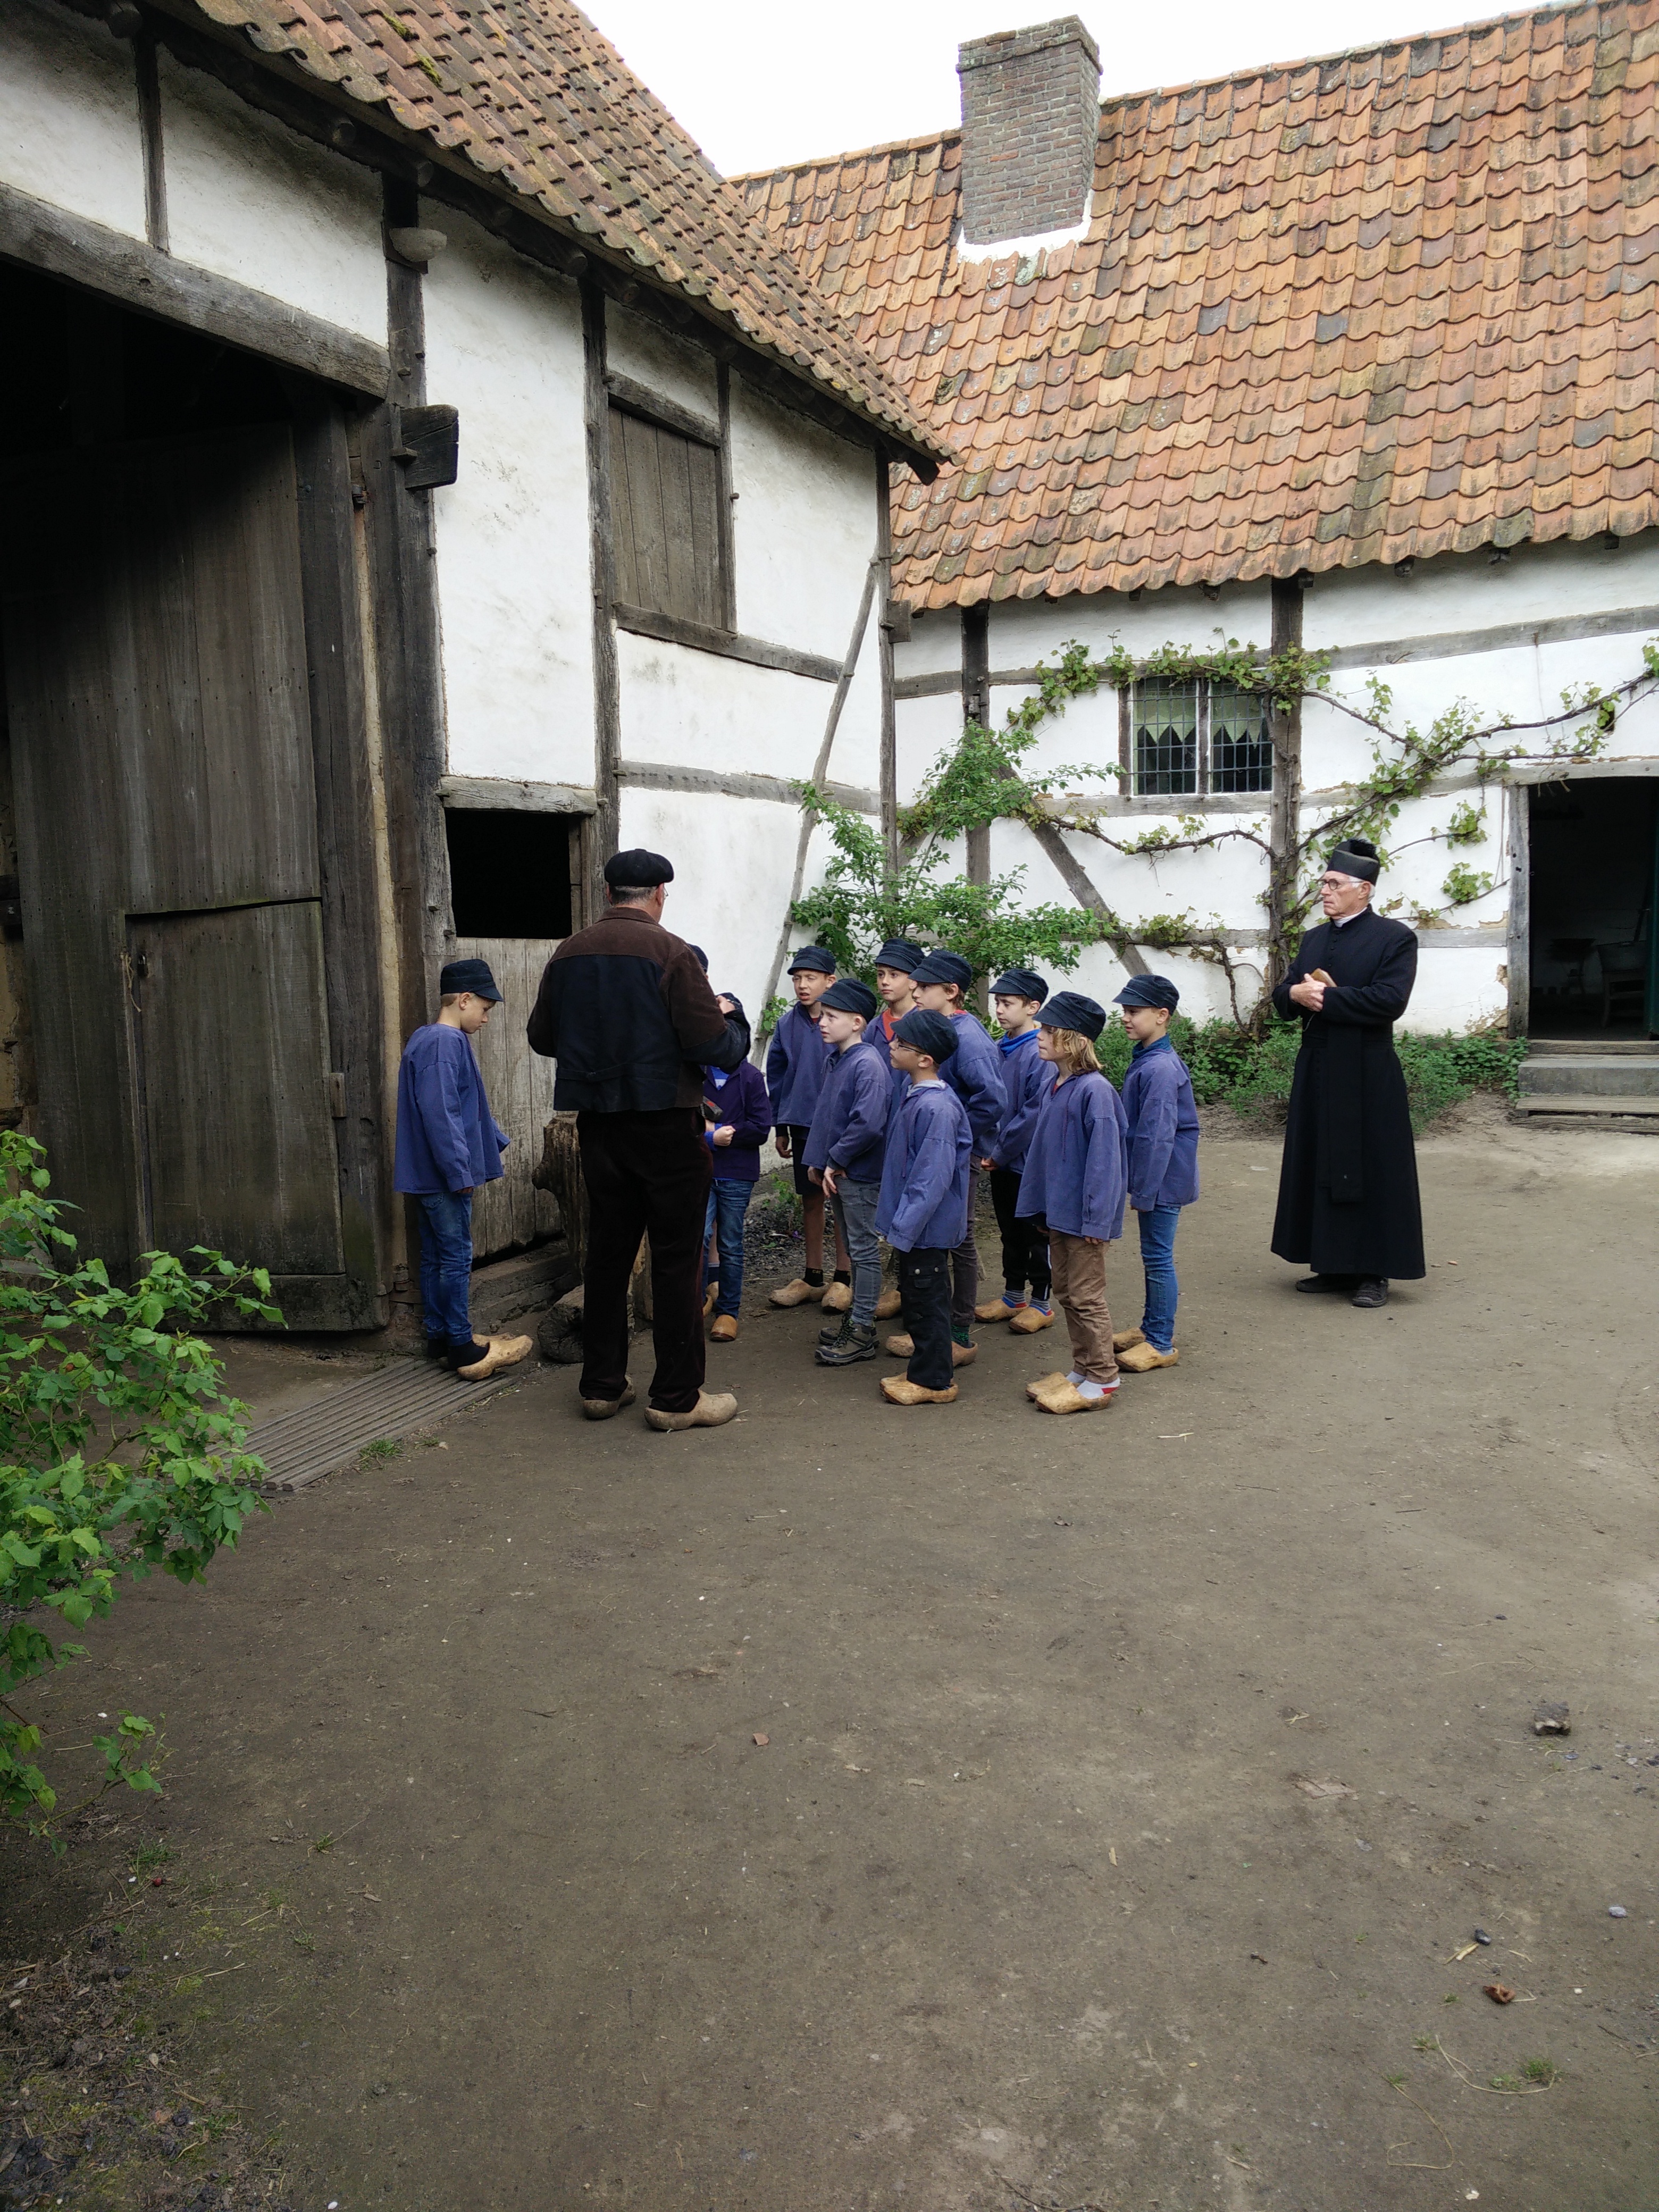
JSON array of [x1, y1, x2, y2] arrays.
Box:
[[1076, 1379, 1105, 1401], [1065, 1369, 1084, 1385]]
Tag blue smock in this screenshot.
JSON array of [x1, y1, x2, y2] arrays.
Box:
[[1120, 1037, 1201, 1211], [1016, 1069, 1128, 1242], [876, 1078, 973, 1252], [803, 1038, 891, 1184], [766, 1003, 832, 1128], [988, 1027, 1055, 1174], [393, 1024, 508, 1196], [942, 1010, 1007, 1151]]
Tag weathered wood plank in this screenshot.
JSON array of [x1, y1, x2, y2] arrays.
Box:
[[0, 179, 388, 396], [605, 371, 721, 447], [439, 775, 598, 814], [453, 934, 562, 1260], [618, 761, 878, 809], [613, 602, 842, 683], [583, 279, 621, 898]]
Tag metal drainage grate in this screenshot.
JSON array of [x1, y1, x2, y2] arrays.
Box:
[[247, 1356, 533, 1494]]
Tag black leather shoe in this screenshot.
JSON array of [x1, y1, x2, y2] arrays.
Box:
[[816, 1322, 878, 1367], [1350, 1278, 1389, 1308], [1295, 1273, 1355, 1293]]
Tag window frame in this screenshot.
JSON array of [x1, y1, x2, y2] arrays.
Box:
[[1123, 676, 1272, 801], [605, 367, 734, 634]]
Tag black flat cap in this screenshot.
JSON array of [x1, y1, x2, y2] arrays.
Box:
[[787, 944, 836, 975], [874, 939, 926, 973], [893, 1008, 958, 1063], [440, 957, 503, 1002], [820, 977, 878, 1018], [1114, 974, 1179, 1011], [911, 949, 973, 991], [604, 848, 674, 887], [1036, 990, 1106, 1041], [992, 967, 1049, 1002]]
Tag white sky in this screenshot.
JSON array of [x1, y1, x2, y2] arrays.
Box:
[[584, 0, 1553, 176]]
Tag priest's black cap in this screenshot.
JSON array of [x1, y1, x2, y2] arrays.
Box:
[[874, 939, 926, 973], [1114, 974, 1180, 1010], [992, 966, 1049, 1002], [604, 848, 674, 887], [1036, 989, 1106, 1040], [820, 977, 878, 1018], [893, 1008, 959, 1063], [911, 949, 973, 990], [1327, 838, 1380, 883], [439, 957, 503, 1002]]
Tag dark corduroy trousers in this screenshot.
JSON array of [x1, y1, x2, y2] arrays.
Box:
[[989, 1165, 1050, 1301], [898, 1247, 954, 1392], [577, 1108, 711, 1413]]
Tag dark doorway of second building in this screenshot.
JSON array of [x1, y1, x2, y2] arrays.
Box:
[[1528, 777, 1657, 1036]]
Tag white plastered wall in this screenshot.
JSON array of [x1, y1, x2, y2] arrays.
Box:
[[616, 640, 840, 783], [423, 213, 593, 787], [158, 48, 385, 342], [606, 301, 718, 422], [617, 786, 810, 1017], [0, 0, 146, 238]]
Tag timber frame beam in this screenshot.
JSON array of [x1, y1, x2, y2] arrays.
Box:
[[0, 178, 389, 396]]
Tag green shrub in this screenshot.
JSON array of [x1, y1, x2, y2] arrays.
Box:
[[0, 1132, 275, 1842], [1090, 1015, 1524, 1132]]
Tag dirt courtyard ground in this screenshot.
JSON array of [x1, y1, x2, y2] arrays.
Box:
[[8, 1109, 1659, 2212]]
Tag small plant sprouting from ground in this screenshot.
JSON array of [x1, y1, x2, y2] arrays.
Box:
[[312, 1832, 335, 1853], [1522, 2057, 1560, 2085], [361, 1437, 403, 1462], [1413, 2033, 1437, 2051], [132, 1840, 172, 1874]]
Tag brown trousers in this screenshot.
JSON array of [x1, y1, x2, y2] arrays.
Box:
[[1048, 1231, 1119, 1386]]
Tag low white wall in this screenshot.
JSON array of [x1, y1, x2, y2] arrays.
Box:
[[158, 48, 385, 343], [729, 380, 878, 666], [424, 214, 594, 789], [0, 0, 146, 239]]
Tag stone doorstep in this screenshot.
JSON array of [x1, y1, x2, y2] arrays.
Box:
[[1512, 1094, 1659, 1116], [470, 1241, 581, 1336]]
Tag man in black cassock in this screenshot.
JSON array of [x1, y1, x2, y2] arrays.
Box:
[[1269, 839, 1425, 1309]]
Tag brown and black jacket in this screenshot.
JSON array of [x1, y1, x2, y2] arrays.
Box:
[[525, 906, 749, 1113]]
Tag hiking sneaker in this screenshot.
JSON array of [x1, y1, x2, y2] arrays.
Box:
[[816, 1322, 878, 1368], [1350, 1278, 1389, 1308]]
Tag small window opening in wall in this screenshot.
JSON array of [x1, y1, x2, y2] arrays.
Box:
[[1131, 679, 1271, 798], [445, 810, 575, 938]]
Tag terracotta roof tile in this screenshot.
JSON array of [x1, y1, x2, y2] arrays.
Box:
[[177, 0, 940, 460], [741, 0, 1659, 596]]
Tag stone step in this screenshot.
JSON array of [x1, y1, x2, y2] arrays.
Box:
[[1513, 1093, 1659, 1116], [1526, 1036, 1656, 1056], [1516, 1053, 1659, 1098]]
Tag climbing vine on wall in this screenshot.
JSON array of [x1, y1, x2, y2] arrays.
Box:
[[794, 632, 1659, 1025]]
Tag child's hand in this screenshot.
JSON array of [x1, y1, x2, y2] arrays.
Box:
[[711, 1125, 734, 1147], [822, 1164, 840, 1196], [775, 1129, 791, 1158], [808, 1166, 824, 1186]]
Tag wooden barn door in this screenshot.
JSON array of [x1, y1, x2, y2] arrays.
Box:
[[448, 934, 562, 1259], [0, 425, 353, 1311]]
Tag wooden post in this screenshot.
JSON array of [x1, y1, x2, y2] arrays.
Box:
[[584, 280, 621, 904], [962, 601, 991, 1013], [1267, 576, 1305, 993], [876, 448, 899, 884], [1506, 780, 1530, 1038]]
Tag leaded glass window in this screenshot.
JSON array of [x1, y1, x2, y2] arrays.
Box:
[[1130, 680, 1272, 798]]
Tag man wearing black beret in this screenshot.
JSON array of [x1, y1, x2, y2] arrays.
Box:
[[527, 849, 751, 1429], [1269, 839, 1425, 1306]]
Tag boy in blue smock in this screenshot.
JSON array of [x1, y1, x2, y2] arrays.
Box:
[[876, 1010, 973, 1407], [393, 958, 532, 1380], [1016, 991, 1128, 1416], [804, 978, 890, 1367], [976, 965, 1057, 1334], [701, 992, 772, 1344], [766, 945, 851, 1309], [909, 949, 1007, 1351], [1113, 974, 1200, 1371]]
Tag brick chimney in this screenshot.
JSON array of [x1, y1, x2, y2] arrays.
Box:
[[957, 17, 1102, 247]]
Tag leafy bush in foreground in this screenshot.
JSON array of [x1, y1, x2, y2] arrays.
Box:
[[0, 1132, 274, 1842]]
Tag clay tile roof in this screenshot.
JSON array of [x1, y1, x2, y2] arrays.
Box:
[[738, 0, 1659, 604], [175, 0, 944, 465]]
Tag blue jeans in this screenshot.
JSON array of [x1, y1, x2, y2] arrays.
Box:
[[1136, 1203, 1182, 1352], [417, 1190, 474, 1346], [703, 1179, 752, 1318]]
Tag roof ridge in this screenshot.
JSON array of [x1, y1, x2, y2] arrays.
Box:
[[734, 0, 1594, 187]]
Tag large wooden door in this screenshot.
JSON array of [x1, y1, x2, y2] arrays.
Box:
[[449, 934, 562, 1260], [0, 426, 358, 1313]]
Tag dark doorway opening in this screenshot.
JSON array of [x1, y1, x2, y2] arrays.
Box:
[[1528, 777, 1657, 1036], [445, 809, 577, 940]]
